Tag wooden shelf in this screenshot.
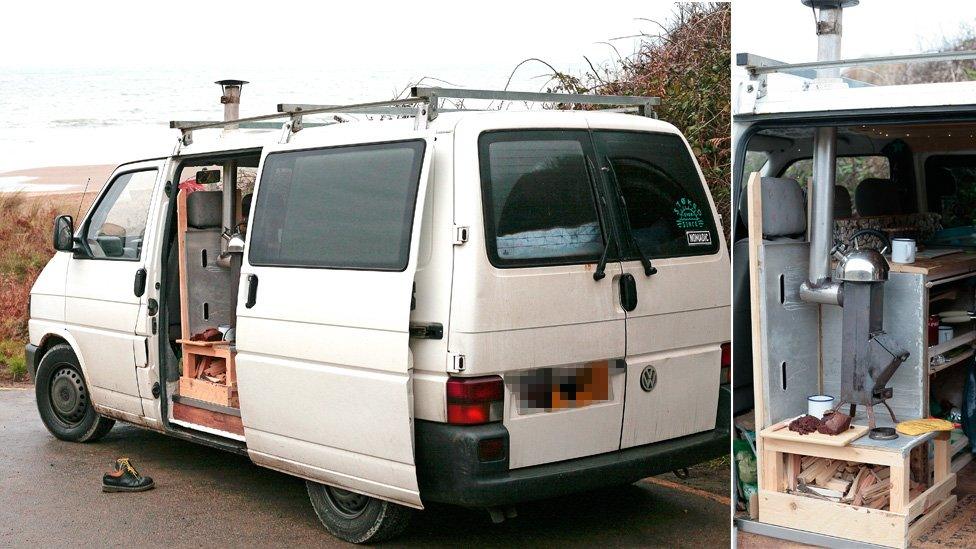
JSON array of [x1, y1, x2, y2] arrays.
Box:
[[930, 347, 974, 375], [888, 250, 976, 281], [928, 330, 976, 357]]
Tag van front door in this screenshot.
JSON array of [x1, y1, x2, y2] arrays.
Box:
[[235, 134, 432, 508], [590, 127, 730, 448], [65, 160, 165, 419]]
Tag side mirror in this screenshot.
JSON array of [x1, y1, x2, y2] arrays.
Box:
[[53, 215, 75, 252]]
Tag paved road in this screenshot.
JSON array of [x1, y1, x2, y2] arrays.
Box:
[[0, 388, 730, 548]]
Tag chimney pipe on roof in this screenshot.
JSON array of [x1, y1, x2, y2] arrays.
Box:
[[798, 0, 857, 305]]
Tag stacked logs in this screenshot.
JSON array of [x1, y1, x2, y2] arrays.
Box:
[[791, 457, 922, 510]]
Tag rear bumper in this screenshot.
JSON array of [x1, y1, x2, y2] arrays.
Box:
[[25, 343, 39, 382], [415, 384, 730, 508]]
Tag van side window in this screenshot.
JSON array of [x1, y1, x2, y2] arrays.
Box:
[[593, 131, 720, 258], [248, 140, 426, 271], [479, 131, 603, 267], [84, 169, 158, 260], [925, 155, 976, 228], [783, 155, 890, 217]]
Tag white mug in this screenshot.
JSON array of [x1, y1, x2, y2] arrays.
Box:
[[808, 395, 834, 419], [891, 238, 916, 264], [939, 325, 954, 344]]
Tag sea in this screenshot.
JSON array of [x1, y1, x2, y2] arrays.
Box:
[[0, 62, 583, 188]]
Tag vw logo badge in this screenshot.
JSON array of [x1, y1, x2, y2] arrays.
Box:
[[640, 365, 657, 392]]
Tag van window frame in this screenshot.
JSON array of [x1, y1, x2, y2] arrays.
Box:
[[77, 166, 160, 262], [246, 138, 427, 273], [477, 128, 610, 269]]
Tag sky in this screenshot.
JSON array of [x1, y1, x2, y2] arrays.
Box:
[[733, 0, 976, 71], [0, 0, 666, 71]]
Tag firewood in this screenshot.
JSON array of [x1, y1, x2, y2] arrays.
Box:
[[799, 459, 829, 483], [825, 478, 852, 493], [845, 468, 867, 501], [816, 460, 844, 487]]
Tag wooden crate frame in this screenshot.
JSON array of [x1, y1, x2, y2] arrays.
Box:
[[758, 430, 955, 548], [175, 188, 239, 409]]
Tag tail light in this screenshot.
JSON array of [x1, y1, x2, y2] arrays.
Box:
[[720, 342, 731, 384], [446, 376, 503, 425]]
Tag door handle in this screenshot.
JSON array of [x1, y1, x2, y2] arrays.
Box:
[[245, 274, 259, 309], [133, 268, 147, 297], [619, 273, 638, 312]]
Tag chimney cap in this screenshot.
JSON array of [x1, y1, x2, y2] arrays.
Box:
[[801, 0, 859, 8], [215, 79, 249, 87]]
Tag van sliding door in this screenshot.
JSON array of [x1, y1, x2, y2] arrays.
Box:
[[235, 134, 433, 508]]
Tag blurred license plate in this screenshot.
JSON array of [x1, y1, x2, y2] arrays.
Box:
[[516, 361, 611, 414]]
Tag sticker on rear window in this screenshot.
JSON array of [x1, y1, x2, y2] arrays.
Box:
[[686, 230, 712, 246], [673, 198, 704, 229]]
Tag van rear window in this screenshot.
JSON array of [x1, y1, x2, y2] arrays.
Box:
[[479, 131, 604, 267], [593, 131, 719, 258], [248, 140, 426, 271]]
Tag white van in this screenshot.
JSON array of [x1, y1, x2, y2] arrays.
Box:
[[26, 86, 730, 543]]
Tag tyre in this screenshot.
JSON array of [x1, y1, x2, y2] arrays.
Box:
[[306, 481, 413, 544], [35, 343, 115, 442]]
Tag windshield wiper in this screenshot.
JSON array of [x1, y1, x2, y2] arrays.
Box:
[[586, 156, 615, 281], [603, 156, 657, 277]]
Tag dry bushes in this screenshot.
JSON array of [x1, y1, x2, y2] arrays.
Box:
[[0, 193, 88, 381], [547, 3, 732, 241]]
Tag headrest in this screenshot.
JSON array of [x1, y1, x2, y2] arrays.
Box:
[[186, 191, 223, 229], [759, 177, 807, 238], [855, 178, 905, 217], [834, 185, 852, 218], [241, 194, 253, 218]]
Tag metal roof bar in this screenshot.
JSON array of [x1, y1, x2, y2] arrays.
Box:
[[738, 49, 976, 76], [169, 120, 335, 130], [411, 86, 659, 115], [169, 97, 428, 132]]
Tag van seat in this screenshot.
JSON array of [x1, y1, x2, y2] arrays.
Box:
[[854, 178, 906, 217], [834, 185, 852, 218]]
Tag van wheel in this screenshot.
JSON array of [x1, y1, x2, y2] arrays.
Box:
[[306, 481, 413, 543], [35, 344, 115, 442]]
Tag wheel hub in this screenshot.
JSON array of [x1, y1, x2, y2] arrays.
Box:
[[50, 366, 87, 424], [326, 487, 370, 518]]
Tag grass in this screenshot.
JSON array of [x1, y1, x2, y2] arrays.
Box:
[[0, 192, 91, 383]]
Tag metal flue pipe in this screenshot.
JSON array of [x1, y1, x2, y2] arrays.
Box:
[[216, 80, 247, 254], [798, 0, 856, 306]]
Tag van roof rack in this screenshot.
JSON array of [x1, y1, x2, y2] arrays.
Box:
[[738, 50, 976, 95], [169, 87, 660, 146]]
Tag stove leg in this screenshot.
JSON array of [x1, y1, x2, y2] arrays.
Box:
[[866, 406, 876, 430], [881, 400, 897, 423]]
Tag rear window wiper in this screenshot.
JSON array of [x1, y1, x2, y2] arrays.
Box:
[[604, 157, 657, 277], [586, 156, 616, 281], [593, 193, 617, 281]]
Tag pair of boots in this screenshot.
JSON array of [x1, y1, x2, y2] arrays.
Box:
[[102, 457, 155, 492]]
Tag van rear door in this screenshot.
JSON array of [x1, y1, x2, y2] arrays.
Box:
[[590, 123, 730, 449], [450, 116, 627, 469], [235, 132, 432, 508]]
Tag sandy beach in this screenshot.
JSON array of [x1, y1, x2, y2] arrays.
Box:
[[0, 164, 114, 194]]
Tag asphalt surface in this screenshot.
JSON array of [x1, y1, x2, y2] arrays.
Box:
[[0, 387, 731, 548]]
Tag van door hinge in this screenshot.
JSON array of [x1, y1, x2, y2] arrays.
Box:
[[453, 225, 469, 245], [449, 354, 466, 373]]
